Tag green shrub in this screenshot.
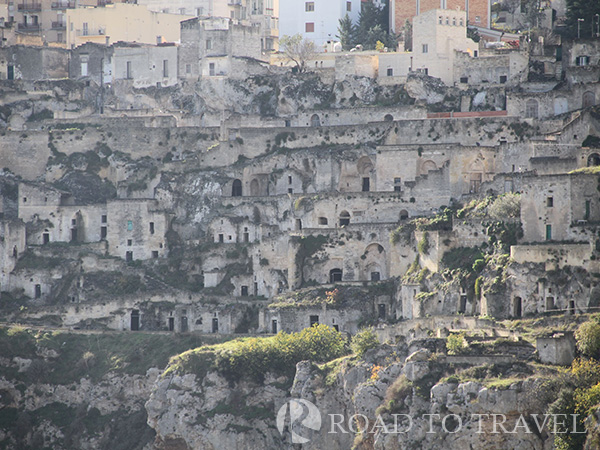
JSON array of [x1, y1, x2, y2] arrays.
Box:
[[376, 375, 413, 415], [417, 232, 430, 255], [575, 321, 600, 358], [446, 332, 467, 355], [351, 328, 379, 358]]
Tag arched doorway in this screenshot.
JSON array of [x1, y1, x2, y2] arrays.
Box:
[[311, 114, 321, 127], [250, 179, 259, 196], [525, 99, 539, 119], [339, 211, 350, 226], [232, 179, 242, 197], [329, 268, 343, 283], [421, 160, 437, 175], [583, 91, 596, 109], [384, 114, 394, 122], [399, 210, 409, 220], [588, 153, 600, 167]]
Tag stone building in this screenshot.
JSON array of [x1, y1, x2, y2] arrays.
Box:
[[391, 0, 491, 33], [178, 16, 263, 79], [0, 44, 68, 80]]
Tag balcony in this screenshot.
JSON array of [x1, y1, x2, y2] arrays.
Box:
[[51, 1, 76, 9], [17, 3, 42, 11], [51, 21, 66, 29], [97, 0, 113, 6], [76, 27, 106, 37], [17, 22, 40, 31]]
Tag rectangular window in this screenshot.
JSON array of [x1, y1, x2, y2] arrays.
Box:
[[460, 76, 468, 83], [586, 200, 591, 220], [126, 61, 132, 79], [475, 16, 481, 23], [387, 68, 393, 76], [81, 61, 88, 76], [127, 239, 132, 246], [346, 1, 351, 12], [499, 75, 507, 83], [305, 2, 314, 11], [149, 222, 155, 234], [126, 251, 133, 262], [100, 226, 107, 239], [152, 250, 159, 258], [186, 63, 191, 74], [82, 22, 88, 36], [546, 224, 552, 241], [127, 220, 133, 231], [206, 39, 212, 50], [209, 63, 215, 76], [101, 215, 107, 223], [305, 22, 314, 32], [310, 315, 319, 326], [35, 284, 41, 299], [218, 233, 224, 243], [162, 59, 168, 77], [422, 44, 428, 53], [547, 197, 553, 207], [179, 7, 185, 14]]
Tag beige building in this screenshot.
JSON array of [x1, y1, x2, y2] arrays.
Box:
[[411, 8, 477, 85], [3, 0, 121, 47], [65, 3, 193, 48], [138, 0, 279, 51]]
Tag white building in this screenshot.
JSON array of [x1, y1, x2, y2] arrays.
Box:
[[279, 0, 361, 50]]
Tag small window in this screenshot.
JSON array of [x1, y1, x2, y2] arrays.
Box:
[[318, 217, 328, 225], [459, 19, 464, 26], [310, 315, 319, 326], [475, 16, 481, 23], [460, 76, 468, 83], [35, 284, 41, 299], [288, 188, 293, 194], [439, 16, 442, 24], [394, 177, 402, 192], [185, 63, 191, 74], [23, 197, 27, 203], [305, 22, 315, 32], [127, 239, 132, 246], [162, 59, 168, 77], [126, 61, 132, 79], [547, 197, 553, 207], [101, 215, 107, 223], [445, 17, 449, 25], [387, 68, 393, 76], [499, 75, 507, 83], [452, 18, 456, 26], [422, 44, 428, 53], [346, 1, 351, 12], [152, 250, 159, 258], [209, 63, 215, 76], [288, 176, 292, 184], [149, 222, 155, 234], [127, 220, 133, 231], [71, 219, 77, 226], [305, 2, 314, 12], [206, 39, 212, 50]]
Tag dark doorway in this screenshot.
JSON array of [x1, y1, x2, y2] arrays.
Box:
[[569, 301, 575, 315], [241, 285, 248, 296], [378, 304, 386, 319], [339, 211, 350, 226], [71, 228, 77, 242], [362, 177, 370, 192], [459, 295, 467, 314], [309, 315, 319, 327], [126, 251, 133, 262], [131, 310, 140, 331], [212, 317, 219, 333], [329, 269, 343, 283], [100, 226, 107, 239], [371, 271, 381, 281], [43, 233, 50, 244], [168, 317, 175, 331], [272, 319, 278, 334], [513, 297, 522, 318], [7, 65, 14, 80], [34, 284, 41, 299], [232, 179, 242, 197], [181, 316, 188, 332]]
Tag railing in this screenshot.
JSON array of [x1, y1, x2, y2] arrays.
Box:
[[51, 21, 66, 29], [51, 1, 75, 9], [17, 3, 41, 11], [17, 23, 40, 31], [76, 27, 106, 36]]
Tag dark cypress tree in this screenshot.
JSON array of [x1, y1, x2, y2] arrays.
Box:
[[564, 0, 600, 39], [337, 14, 357, 50]]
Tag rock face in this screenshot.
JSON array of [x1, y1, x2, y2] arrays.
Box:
[[143, 345, 556, 450]]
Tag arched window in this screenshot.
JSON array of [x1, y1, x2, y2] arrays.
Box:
[[421, 160, 437, 174], [384, 114, 393, 122], [232, 179, 242, 197], [310, 114, 321, 127], [400, 210, 409, 220]]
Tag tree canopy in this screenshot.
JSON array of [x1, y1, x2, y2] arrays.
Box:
[[337, 0, 397, 51], [279, 34, 316, 73], [563, 0, 600, 39]]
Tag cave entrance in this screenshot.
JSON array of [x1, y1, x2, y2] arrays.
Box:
[[212, 317, 219, 333], [513, 297, 522, 318]]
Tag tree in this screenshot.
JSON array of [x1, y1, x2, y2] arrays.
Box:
[[355, 0, 397, 50], [337, 14, 357, 50], [402, 19, 412, 51], [563, 0, 600, 39], [279, 34, 316, 73], [520, 0, 546, 30]]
